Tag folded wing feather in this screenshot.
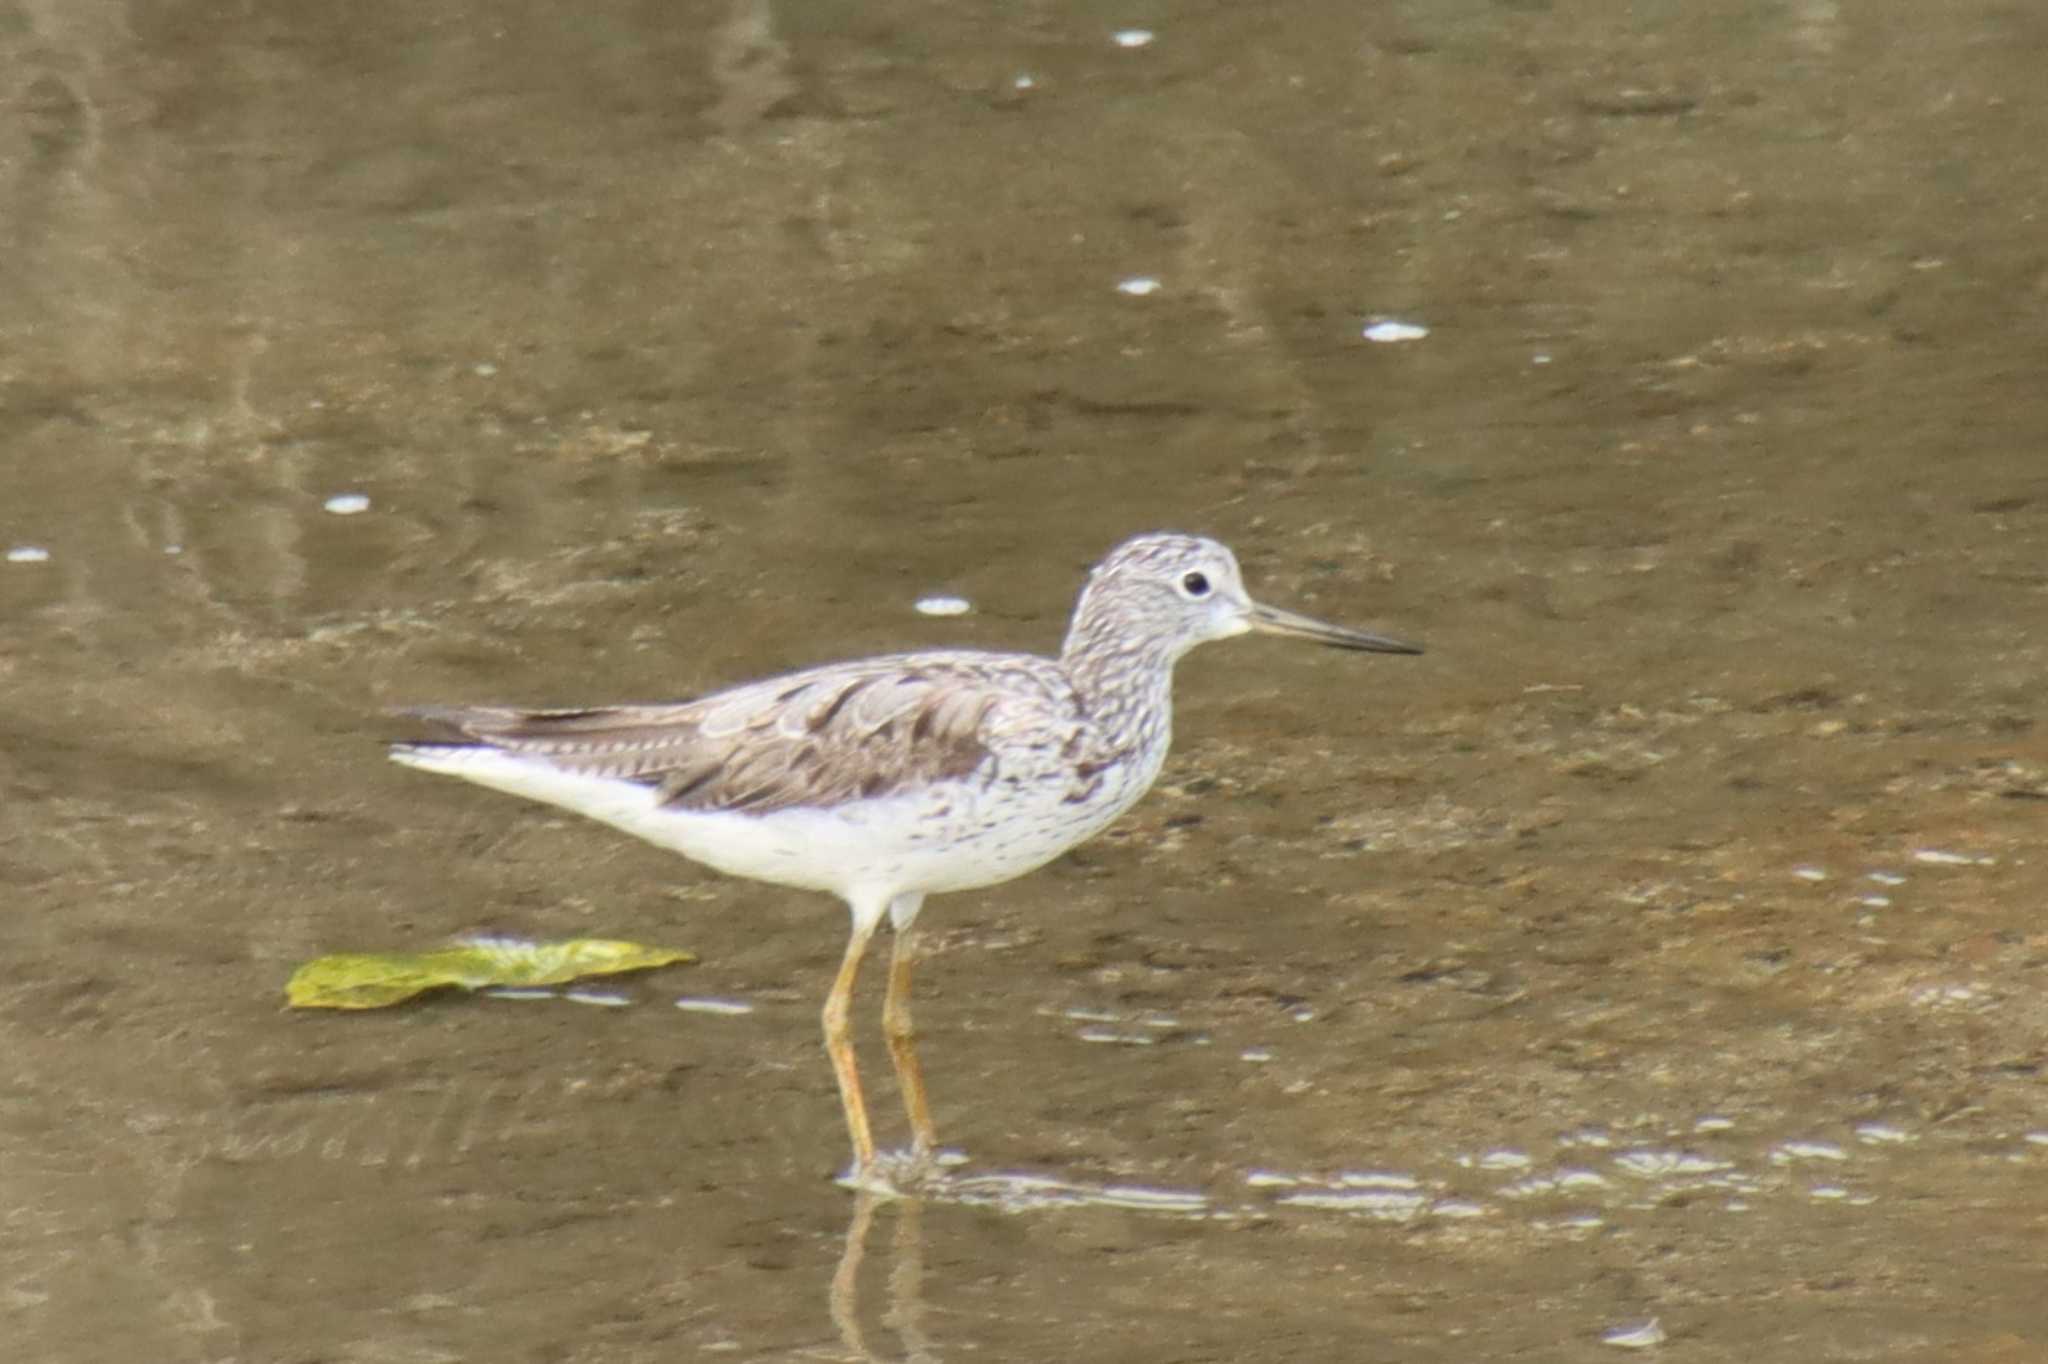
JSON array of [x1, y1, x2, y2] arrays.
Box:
[[396, 656, 1076, 816]]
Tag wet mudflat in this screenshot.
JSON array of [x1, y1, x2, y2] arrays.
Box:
[[2, 0, 2045, 1359]]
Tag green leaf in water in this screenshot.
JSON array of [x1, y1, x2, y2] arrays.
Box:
[[286, 936, 696, 1010]]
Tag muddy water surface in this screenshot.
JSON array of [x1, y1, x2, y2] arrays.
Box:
[[3, 1, 2046, 1360]]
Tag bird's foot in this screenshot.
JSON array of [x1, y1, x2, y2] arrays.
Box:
[[835, 1144, 966, 1197]]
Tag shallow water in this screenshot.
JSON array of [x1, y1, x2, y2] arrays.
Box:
[[3, 0, 2046, 1359]]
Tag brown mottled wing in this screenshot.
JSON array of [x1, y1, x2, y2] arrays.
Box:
[[396, 655, 1070, 815]]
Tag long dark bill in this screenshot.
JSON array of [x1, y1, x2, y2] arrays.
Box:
[[1246, 601, 1423, 655]]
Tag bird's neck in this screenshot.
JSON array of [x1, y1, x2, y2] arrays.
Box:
[[1060, 607, 1181, 757]]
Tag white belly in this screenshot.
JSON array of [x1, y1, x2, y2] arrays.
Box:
[[391, 746, 1156, 905]]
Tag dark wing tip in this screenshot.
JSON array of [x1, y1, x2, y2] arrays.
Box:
[[385, 704, 500, 743]]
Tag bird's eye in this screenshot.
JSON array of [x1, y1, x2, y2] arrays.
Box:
[[1181, 571, 1211, 597]]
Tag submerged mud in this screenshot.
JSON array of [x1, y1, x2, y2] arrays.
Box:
[[2, 1, 2045, 1359]]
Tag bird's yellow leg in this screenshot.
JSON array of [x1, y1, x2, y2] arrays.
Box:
[[824, 914, 882, 1174], [881, 922, 937, 1157]]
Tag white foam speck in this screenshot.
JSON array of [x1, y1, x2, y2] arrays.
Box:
[[1013, 74, 1036, 90], [1277, 1188, 1428, 1220], [914, 595, 971, 617], [1338, 1170, 1421, 1189], [1078, 1027, 1155, 1046], [485, 987, 558, 1002], [1116, 276, 1162, 296], [1854, 1122, 1913, 1145], [1601, 1319, 1666, 1350], [1694, 1115, 1735, 1133], [1111, 29, 1155, 48], [1096, 1184, 1209, 1213], [1362, 319, 1429, 343], [5, 545, 50, 564], [1910, 982, 1984, 1007], [1867, 870, 1907, 886], [1614, 1149, 1729, 1178], [1239, 1046, 1274, 1063], [1793, 865, 1829, 882], [674, 997, 754, 1016], [1913, 848, 1991, 866], [323, 493, 371, 516], [1771, 1140, 1848, 1163], [564, 989, 632, 1007]]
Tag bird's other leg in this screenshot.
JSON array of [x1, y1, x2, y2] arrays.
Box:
[[881, 893, 936, 1158], [825, 903, 886, 1177]]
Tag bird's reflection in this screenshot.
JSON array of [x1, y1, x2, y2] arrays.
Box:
[[830, 1192, 934, 1363], [826, 1160, 1212, 1360]]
